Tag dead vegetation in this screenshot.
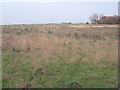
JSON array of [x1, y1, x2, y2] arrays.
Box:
[[2, 24, 118, 88], [2, 25, 118, 63]]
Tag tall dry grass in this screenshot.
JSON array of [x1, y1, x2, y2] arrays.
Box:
[[2, 25, 118, 64]]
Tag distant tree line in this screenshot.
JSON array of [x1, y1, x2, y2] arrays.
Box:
[[89, 13, 119, 24]]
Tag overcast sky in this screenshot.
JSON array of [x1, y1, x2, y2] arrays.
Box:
[[1, 2, 118, 25]]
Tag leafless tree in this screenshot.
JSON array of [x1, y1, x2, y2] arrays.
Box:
[[89, 13, 99, 24], [99, 14, 104, 24]]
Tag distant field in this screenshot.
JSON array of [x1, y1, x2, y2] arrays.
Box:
[[2, 24, 118, 88]]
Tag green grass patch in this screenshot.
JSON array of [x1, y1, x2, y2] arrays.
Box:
[[2, 53, 118, 88], [48, 30, 53, 34]]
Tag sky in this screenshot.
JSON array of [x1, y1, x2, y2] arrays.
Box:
[[0, 0, 119, 2], [1, 2, 118, 25]]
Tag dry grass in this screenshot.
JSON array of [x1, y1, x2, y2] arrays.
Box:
[[2, 24, 118, 88], [2, 25, 118, 63]]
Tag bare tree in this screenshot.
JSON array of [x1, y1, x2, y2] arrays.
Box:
[[99, 14, 104, 19], [89, 13, 119, 24], [99, 14, 104, 24], [89, 13, 99, 24]]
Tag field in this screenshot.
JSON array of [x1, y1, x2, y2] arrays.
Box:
[[2, 24, 118, 88]]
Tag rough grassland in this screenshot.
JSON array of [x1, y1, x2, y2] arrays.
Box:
[[2, 24, 118, 88]]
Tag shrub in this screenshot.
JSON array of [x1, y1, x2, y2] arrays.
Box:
[[48, 30, 53, 34], [16, 31, 22, 35], [12, 47, 21, 52]]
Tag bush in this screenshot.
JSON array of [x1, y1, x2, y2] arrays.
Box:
[[86, 22, 89, 24], [48, 30, 53, 34]]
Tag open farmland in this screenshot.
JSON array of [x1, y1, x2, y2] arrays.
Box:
[[2, 24, 118, 88]]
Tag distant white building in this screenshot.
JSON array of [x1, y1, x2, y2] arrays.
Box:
[[61, 22, 72, 24]]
